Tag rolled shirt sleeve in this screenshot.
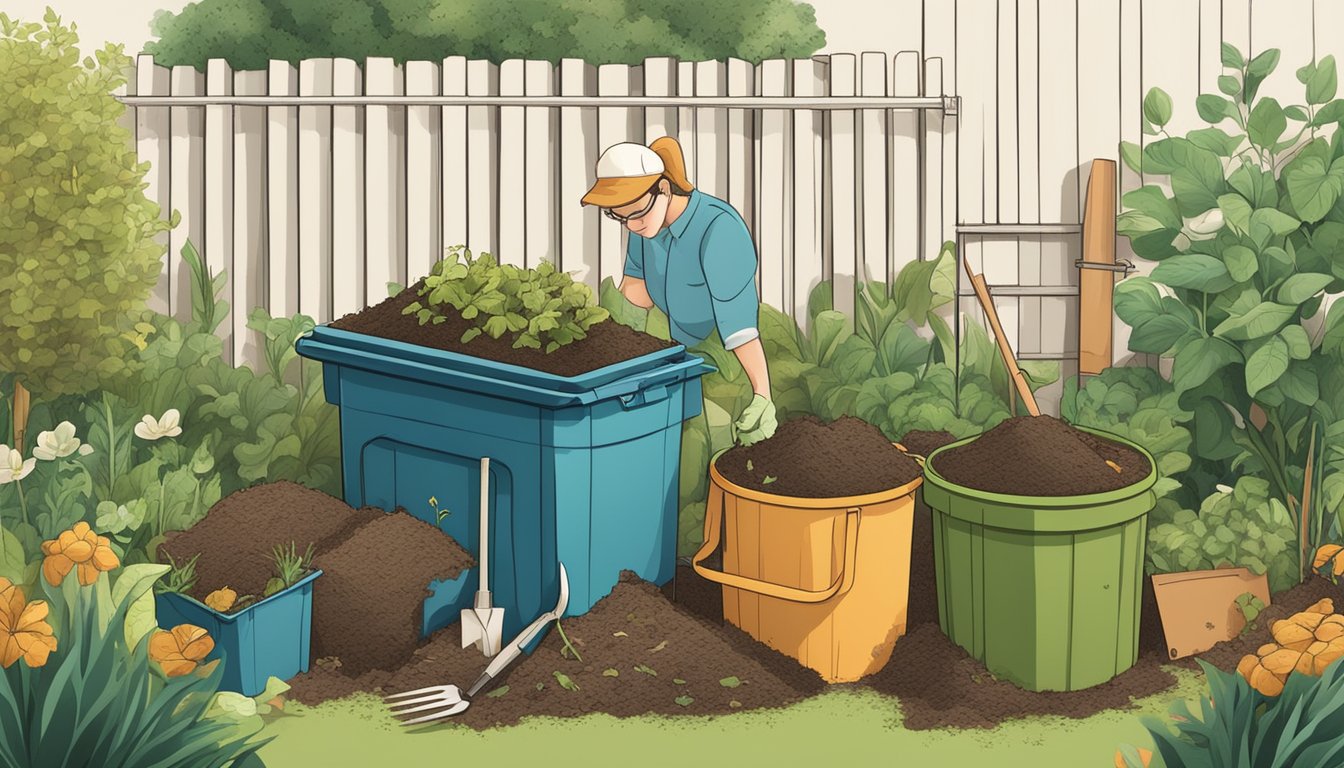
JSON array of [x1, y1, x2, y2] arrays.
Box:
[[623, 234, 645, 280], [700, 215, 760, 350]]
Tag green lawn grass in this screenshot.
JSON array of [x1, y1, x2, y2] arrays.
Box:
[[258, 669, 1203, 767]]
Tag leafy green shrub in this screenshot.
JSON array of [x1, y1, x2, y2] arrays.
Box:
[[144, 0, 826, 70], [1121, 658, 1344, 768], [406, 247, 610, 353], [0, 241, 342, 576], [1117, 43, 1344, 583], [0, 559, 268, 767], [0, 10, 171, 444], [1147, 476, 1297, 592]]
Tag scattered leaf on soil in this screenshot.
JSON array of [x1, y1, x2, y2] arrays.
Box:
[[729, 700, 742, 708], [747, 459, 754, 471], [535, 682, 545, 691], [485, 686, 509, 698], [719, 676, 742, 688], [762, 476, 777, 484], [635, 664, 658, 677], [553, 671, 580, 691], [613, 631, 628, 638], [602, 668, 619, 677], [673, 678, 686, 685], [674, 695, 694, 707], [649, 640, 668, 653]]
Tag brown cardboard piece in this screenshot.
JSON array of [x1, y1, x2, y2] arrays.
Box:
[[1151, 568, 1272, 660]]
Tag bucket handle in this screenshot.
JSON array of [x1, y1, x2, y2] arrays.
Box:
[[691, 484, 861, 604]]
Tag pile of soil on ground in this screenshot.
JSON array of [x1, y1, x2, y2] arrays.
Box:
[[290, 572, 825, 727], [330, 280, 674, 376], [311, 511, 474, 675], [159, 481, 383, 601], [898, 429, 958, 458], [931, 415, 1150, 496], [716, 415, 923, 497]]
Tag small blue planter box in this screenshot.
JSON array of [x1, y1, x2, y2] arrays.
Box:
[[155, 570, 321, 696], [296, 327, 710, 641]]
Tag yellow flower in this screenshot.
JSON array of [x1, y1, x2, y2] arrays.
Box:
[[0, 578, 57, 669], [203, 587, 237, 613], [1314, 545, 1344, 577], [41, 521, 120, 586], [149, 624, 214, 677]]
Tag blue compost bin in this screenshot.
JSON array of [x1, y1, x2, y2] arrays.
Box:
[[155, 570, 321, 696], [295, 326, 711, 642]]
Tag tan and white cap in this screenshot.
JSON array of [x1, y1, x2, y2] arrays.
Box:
[[581, 137, 693, 207]]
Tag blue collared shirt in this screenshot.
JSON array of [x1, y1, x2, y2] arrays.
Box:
[[622, 190, 760, 349]]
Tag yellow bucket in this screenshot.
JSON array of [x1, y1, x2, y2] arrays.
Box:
[[692, 451, 922, 683]]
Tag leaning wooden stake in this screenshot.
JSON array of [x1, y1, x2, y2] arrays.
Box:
[[1079, 159, 1119, 375], [963, 255, 1041, 417]]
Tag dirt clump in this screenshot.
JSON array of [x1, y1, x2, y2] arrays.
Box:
[[331, 280, 673, 376], [716, 415, 922, 497], [311, 510, 474, 675], [291, 572, 824, 727], [931, 415, 1150, 496], [159, 481, 382, 600], [898, 429, 958, 458]]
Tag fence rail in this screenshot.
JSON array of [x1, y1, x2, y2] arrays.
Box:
[[126, 52, 959, 374]]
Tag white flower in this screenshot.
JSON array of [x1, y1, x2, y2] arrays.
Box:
[[0, 446, 35, 485], [1184, 208, 1224, 240], [134, 409, 183, 441], [32, 421, 85, 461]]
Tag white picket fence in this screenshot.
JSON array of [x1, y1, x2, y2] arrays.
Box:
[[121, 52, 958, 370]]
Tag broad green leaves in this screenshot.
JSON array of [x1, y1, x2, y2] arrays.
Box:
[[1172, 336, 1242, 394], [1247, 97, 1287, 149], [1245, 335, 1289, 397], [1151, 254, 1233, 293], [1283, 154, 1344, 222], [1144, 87, 1173, 128], [1212, 301, 1296, 340]]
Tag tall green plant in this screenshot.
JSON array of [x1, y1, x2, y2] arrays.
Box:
[[1119, 658, 1344, 767], [0, 563, 268, 767], [1116, 43, 1344, 582], [0, 11, 172, 449]]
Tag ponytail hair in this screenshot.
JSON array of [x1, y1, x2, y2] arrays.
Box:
[[650, 136, 694, 195]]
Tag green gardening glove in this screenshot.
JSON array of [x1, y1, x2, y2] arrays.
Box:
[[734, 394, 778, 447]]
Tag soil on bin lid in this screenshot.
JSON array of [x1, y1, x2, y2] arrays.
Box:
[[329, 280, 675, 377], [158, 481, 383, 601], [289, 572, 826, 727], [311, 510, 474, 675], [715, 415, 923, 498], [931, 415, 1151, 496], [897, 429, 958, 459]]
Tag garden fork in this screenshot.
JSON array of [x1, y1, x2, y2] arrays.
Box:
[[385, 563, 570, 726]]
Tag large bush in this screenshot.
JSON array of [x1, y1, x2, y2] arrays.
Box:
[[0, 11, 170, 427], [1115, 43, 1344, 584], [145, 0, 827, 70]]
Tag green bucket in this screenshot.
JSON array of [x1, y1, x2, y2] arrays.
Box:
[[921, 426, 1157, 692]]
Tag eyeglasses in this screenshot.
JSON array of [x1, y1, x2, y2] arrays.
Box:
[[603, 186, 661, 223]]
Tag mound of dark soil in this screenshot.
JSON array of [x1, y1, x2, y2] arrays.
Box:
[[716, 415, 922, 497], [898, 429, 957, 458], [290, 572, 824, 727], [932, 415, 1150, 496], [159, 481, 382, 600], [331, 280, 673, 376], [311, 511, 474, 674]]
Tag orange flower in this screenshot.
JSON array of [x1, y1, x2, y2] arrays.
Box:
[[0, 578, 57, 669], [41, 521, 120, 586], [149, 624, 214, 677], [1315, 545, 1344, 577]]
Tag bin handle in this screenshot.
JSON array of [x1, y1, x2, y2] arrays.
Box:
[[691, 484, 860, 604], [584, 357, 715, 405]]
